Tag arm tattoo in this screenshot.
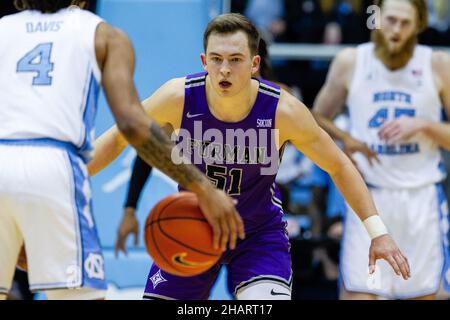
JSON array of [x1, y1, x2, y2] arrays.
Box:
[[135, 122, 205, 190]]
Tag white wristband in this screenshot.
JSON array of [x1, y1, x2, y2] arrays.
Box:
[[363, 215, 388, 240]]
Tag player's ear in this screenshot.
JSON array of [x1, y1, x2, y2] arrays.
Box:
[[200, 53, 207, 71], [251, 55, 261, 76], [14, 0, 26, 11]]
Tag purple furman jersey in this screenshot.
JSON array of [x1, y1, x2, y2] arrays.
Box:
[[178, 72, 285, 233], [144, 72, 292, 300]]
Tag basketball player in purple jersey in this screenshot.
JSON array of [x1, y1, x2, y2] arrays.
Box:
[[89, 13, 410, 300]]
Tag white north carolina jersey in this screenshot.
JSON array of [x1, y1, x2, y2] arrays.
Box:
[[347, 43, 445, 189], [0, 8, 103, 161]]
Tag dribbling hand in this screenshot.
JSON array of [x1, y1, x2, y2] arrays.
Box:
[[196, 188, 245, 252]]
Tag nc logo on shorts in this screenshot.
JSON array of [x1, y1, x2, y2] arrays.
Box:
[[84, 253, 105, 280], [150, 270, 167, 289]]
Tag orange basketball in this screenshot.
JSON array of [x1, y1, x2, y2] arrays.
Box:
[[144, 192, 222, 277]]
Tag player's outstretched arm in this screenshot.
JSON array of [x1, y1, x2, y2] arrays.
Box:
[[93, 23, 244, 251], [87, 77, 184, 177], [378, 51, 450, 150], [277, 91, 410, 280]]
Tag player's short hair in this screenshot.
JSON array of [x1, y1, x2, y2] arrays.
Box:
[[14, 0, 87, 13], [203, 13, 260, 56], [374, 0, 428, 33]]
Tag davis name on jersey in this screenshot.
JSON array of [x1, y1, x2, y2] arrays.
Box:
[[26, 20, 64, 33]]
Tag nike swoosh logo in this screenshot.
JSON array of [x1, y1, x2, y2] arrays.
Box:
[[270, 289, 290, 296], [172, 253, 213, 268], [186, 112, 204, 119]]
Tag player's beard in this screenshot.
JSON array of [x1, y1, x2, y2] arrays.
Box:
[[371, 29, 417, 70]]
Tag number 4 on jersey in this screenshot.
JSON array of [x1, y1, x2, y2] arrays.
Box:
[[17, 42, 54, 86]]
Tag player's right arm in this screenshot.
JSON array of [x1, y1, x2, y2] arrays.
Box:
[[312, 48, 379, 164], [93, 23, 244, 251]]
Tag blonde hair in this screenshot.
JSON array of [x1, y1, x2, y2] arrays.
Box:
[[374, 0, 429, 33]]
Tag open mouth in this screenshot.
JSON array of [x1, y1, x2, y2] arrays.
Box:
[[219, 80, 232, 89]]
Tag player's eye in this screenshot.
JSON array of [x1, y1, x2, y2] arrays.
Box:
[[387, 16, 396, 25], [211, 57, 222, 63], [231, 58, 241, 63]]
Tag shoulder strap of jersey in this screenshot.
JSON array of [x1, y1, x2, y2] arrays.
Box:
[[183, 71, 207, 118]]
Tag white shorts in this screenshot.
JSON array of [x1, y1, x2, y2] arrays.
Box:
[[0, 141, 106, 296], [340, 184, 450, 299]]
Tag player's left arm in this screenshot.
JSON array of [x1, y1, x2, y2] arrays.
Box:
[[278, 91, 377, 222], [378, 51, 450, 150], [276, 90, 410, 279]]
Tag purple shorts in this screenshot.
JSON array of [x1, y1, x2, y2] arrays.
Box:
[[143, 222, 292, 300]]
